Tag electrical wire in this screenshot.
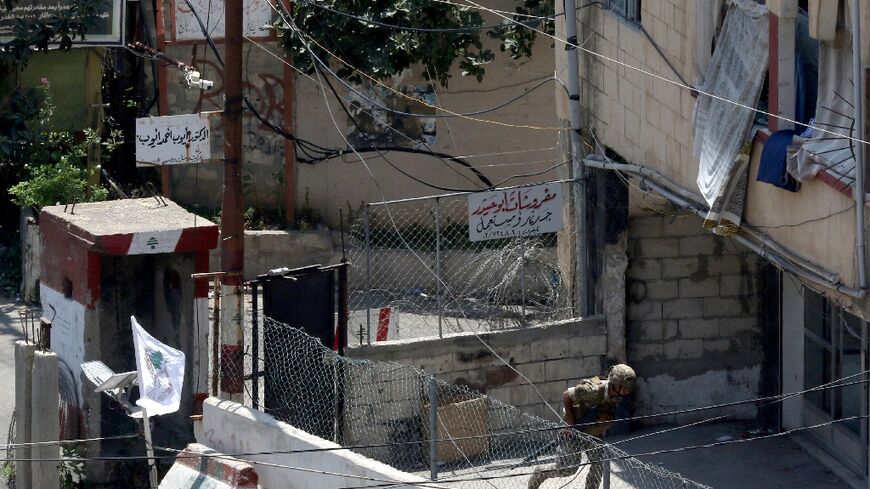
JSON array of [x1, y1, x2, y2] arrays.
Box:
[[179, 0, 341, 164], [299, 29, 565, 484], [452, 146, 558, 159], [293, 31, 559, 120], [292, 5, 554, 189], [457, 0, 870, 147], [431, 0, 555, 20], [6, 414, 859, 488], [301, 36, 503, 485], [0, 434, 140, 452], [638, 22, 691, 88], [748, 203, 856, 229], [313, 66, 491, 189], [265, 0, 562, 131], [295, 0, 549, 33], [341, 415, 869, 489], [239, 348, 870, 450], [243, 34, 317, 83], [268, 0, 569, 190]]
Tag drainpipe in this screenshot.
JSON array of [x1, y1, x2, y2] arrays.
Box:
[[583, 156, 865, 299], [851, 0, 868, 293], [563, 0, 590, 316]]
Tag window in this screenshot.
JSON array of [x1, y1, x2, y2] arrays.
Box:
[[609, 0, 641, 22], [803, 290, 867, 435]]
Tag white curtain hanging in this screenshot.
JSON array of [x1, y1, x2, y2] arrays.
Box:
[[692, 0, 769, 234]]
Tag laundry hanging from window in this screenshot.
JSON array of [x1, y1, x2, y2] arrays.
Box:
[[692, 0, 769, 235], [787, 27, 859, 192]]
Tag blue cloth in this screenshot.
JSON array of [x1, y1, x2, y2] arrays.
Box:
[[757, 129, 801, 192]]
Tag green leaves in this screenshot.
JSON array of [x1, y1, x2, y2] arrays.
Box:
[[9, 160, 108, 208], [1, 0, 104, 72], [275, 0, 552, 88]]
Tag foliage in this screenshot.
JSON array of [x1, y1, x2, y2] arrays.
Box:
[[9, 160, 109, 208], [488, 0, 555, 59], [0, 457, 12, 483], [3, 83, 122, 209], [275, 0, 554, 87], [0, 0, 103, 73], [58, 444, 87, 489]]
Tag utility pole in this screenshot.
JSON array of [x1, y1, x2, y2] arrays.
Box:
[[221, 0, 245, 402]]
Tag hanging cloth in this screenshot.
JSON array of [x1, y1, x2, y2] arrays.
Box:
[[692, 0, 769, 235], [757, 130, 801, 192]]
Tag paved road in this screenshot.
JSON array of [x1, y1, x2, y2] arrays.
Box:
[[0, 296, 27, 448]]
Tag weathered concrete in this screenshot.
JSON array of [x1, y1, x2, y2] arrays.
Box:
[[611, 421, 848, 489], [14, 341, 35, 489], [210, 229, 341, 280], [31, 350, 59, 489], [41, 198, 217, 237], [603, 237, 628, 364], [196, 397, 426, 489], [19, 209, 40, 304], [159, 443, 258, 489], [39, 198, 217, 485], [158, 16, 559, 229], [626, 213, 763, 422], [346, 317, 607, 422]]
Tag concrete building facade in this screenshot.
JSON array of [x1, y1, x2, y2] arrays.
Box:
[[556, 0, 870, 480], [149, 0, 562, 228]]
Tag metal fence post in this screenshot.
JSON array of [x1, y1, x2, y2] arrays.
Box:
[[251, 282, 259, 409], [428, 377, 438, 480], [520, 237, 527, 321], [364, 205, 372, 346], [435, 198, 443, 339]]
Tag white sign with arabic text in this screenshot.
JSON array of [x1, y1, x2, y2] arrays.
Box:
[[136, 114, 211, 166], [467, 183, 564, 241]]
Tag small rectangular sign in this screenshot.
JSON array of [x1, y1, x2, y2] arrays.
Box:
[[172, 0, 274, 40], [135, 114, 211, 166], [467, 183, 564, 241], [0, 0, 125, 45]]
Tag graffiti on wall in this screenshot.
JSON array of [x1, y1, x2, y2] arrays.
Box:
[[347, 83, 436, 147], [173, 0, 275, 41]]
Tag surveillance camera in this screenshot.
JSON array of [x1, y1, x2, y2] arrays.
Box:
[[184, 70, 214, 91]]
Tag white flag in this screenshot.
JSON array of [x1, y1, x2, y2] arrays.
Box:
[[131, 316, 186, 416]]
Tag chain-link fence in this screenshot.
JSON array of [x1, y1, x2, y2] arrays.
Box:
[[347, 188, 574, 343], [245, 318, 708, 489]]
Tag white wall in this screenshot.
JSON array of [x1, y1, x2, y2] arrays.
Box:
[[196, 397, 428, 489]]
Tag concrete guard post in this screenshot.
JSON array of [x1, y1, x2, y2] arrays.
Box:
[[31, 350, 60, 489], [159, 443, 259, 489], [14, 341, 36, 489]]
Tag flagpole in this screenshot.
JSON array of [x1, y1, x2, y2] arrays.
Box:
[[141, 408, 159, 489]]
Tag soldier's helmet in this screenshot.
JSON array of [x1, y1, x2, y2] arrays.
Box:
[[608, 364, 636, 391]]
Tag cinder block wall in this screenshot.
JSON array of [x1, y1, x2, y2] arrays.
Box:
[[626, 214, 763, 423], [347, 318, 607, 423]]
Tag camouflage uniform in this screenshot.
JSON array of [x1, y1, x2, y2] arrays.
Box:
[[527, 376, 617, 489]]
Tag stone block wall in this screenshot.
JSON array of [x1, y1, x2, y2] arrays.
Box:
[[346, 318, 607, 423], [626, 213, 763, 423], [209, 229, 343, 280], [341, 319, 606, 467], [566, 1, 699, 193]]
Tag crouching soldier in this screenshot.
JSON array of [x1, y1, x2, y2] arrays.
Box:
[[527, 364, 636, 489]]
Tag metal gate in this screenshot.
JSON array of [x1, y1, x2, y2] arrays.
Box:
[[251, 263, 349, 441]]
